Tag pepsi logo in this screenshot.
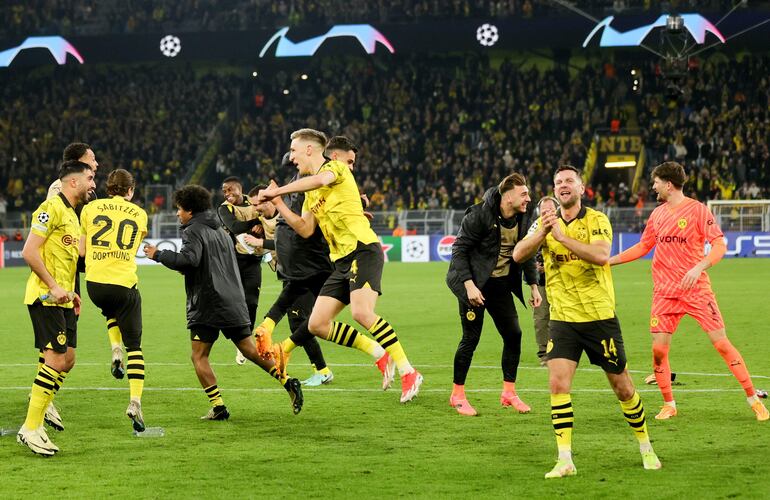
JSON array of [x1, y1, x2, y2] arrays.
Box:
[[437, 235, 456, 262]]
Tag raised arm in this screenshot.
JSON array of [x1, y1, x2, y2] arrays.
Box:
[[152, 229, 203, 271], [258, 170, 336, 202], [549, 222, 609, 266], [270, 194, 317, 238], [513, 222, 548, 264], [609, 215, 656, 266]]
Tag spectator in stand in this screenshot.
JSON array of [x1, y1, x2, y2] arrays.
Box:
[[3, 52, 769, 213]]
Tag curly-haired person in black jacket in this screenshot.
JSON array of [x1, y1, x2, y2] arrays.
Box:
[[144, 184, 304, 419]]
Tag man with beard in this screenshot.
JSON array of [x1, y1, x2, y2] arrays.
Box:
[[39, 143, 99, 433], [446, 173, 540, 416], [514, 165, 661, 478], [609, 161, 768, 422], [17, 160, 95, 456]]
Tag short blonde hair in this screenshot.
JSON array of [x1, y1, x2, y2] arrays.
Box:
[[290, 128, 328, 148]]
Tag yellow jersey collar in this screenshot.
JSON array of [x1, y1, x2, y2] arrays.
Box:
[[560, 205, 587, 226]]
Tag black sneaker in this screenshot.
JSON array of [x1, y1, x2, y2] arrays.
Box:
[[126, 400, 145, 432], [111, 347, 125, 380], [285, 378, 304, 415], [201, 405, 230, 420]]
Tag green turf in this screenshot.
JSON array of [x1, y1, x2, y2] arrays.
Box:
[[1, 260, 769, 498]]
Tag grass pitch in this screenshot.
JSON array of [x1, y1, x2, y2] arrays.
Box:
[[1, 260, 769, 498]]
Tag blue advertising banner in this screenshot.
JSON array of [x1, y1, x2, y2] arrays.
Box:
[[427, 232, 770, 263], [615, 232, 770, 258]]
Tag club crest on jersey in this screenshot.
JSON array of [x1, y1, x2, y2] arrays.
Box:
[[546, 339, 554, 353], [677, 218, 687, 229], [466, 310, 476, 321], [57, 333, 66, 345], [650, 316, 659, 327]]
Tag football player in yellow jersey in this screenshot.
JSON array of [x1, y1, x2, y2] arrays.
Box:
[[258, 128, 423, 403], [513, 165, 661, 478], [17, 160, 95, 456], [79, 169, 149, 432], [41, 143, 99, 432]]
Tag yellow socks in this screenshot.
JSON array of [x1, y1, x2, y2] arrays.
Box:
[[107, 318, 122, 349], [619, 391, 652, 450], [24, 364, 60, 430], [127, 349, 145, 401], [204, 384, 224, 407], [330, 322, 384, 359], [280, 337, 297, 355], [551, 393, 574, 459], [368, 316, 412, 375]]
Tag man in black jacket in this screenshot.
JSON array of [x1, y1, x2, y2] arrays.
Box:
[[144, 185, 303, 418], [445, 173, 540, 416]]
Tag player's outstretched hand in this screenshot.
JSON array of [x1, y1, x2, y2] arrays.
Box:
[[258, 181, 280, 203], [144, 244, 158, 260]]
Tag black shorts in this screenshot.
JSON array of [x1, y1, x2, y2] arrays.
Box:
[[87, 281, 143, 348], [547, 317, 627, 374], [28, 302, 77, 353], [319, 242, 383, 305], [190, 324, 251, 344]]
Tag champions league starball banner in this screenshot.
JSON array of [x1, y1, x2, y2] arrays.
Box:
[[1, 11, 767, 69]]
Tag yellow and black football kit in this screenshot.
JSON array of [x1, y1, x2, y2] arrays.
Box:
[[80, 195, 148, 288], [25, 193, 80, 308], [25, 193, 80, 353], [80, 196, 148, 351], [526, 206, 626, 373], [303, 160, 382, 303], [302, 160, 378, 262]]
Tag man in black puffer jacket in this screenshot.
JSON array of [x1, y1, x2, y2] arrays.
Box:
[[144, 184, 303, 419], [445, 173, 540, 416]]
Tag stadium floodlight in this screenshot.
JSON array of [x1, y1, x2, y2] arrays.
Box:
[[605, 160, 637, 168], [160, 35, 181, 58], [476, 24, 499, 47]]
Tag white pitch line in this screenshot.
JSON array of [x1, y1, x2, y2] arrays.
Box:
[[0, 386, 755, 394], [0, 362, 766, 379]]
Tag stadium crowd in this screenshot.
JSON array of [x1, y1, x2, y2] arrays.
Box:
[[1, 53, 768, 217], [222, 53, 770, 211], [0, 65, 238, 213], [1, 0, 746, 37]]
